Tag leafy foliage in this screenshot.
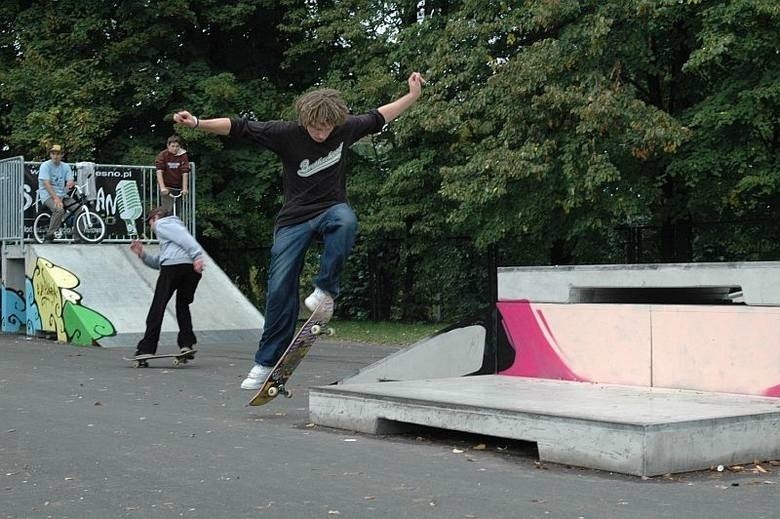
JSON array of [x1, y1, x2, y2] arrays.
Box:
[[2, 0, 778, 322]]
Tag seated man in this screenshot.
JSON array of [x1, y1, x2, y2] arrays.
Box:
[[37, 144, 76, 242]]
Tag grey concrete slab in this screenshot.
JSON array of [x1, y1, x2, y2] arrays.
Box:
[[498, 261, 780, 305], [0, 244, 25, 298], [310, 376, 780, 476]]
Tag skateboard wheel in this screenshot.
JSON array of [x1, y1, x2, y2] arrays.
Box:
[[132, 361, 141, 368], [284, 390, 294, 399], [311, 324, 322, 335], [173, 359, 181, 366], [267, 386, 279, 397]]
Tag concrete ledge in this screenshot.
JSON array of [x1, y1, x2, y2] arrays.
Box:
[[498, 261, 780, 306], [1, 242, 25, 260], [309, 376, 780, 476]]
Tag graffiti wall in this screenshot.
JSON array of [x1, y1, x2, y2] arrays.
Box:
[[498, 301, 780, 398], [1, 284, 26, 333], [24, 256, 116, 346]]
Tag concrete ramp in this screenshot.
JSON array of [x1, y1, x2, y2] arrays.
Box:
[[310, 261, 780, 475], [341, 312, 498, 384], [23, 244, 263, 347]]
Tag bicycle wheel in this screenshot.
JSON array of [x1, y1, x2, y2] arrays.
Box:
[[75, 211, 106, 243], [33, 213, 51, 244]]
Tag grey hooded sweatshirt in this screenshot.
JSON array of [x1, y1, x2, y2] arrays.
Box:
[[140, 216, 202, 269]]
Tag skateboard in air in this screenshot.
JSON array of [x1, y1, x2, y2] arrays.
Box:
[[248, 296, 335, 406], [124, 349, 197, 368]]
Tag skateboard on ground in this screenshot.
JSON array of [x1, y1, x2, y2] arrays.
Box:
[[124, 350, 197, 368], [248, 297, 335, 406]]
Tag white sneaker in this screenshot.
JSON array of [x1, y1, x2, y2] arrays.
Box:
[[240, 364, 272, 390], [304, 287, 331, 313]]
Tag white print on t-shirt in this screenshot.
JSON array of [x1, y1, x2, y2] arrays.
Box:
[[297, 143, 343, 177]]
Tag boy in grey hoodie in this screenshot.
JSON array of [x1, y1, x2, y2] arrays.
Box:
[[130, 206, 204, 358]]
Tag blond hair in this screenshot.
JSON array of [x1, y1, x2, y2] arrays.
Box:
[[295, 89, 348, 128]]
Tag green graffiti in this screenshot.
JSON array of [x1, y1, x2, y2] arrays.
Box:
[[63, 301, 116, 346], [30, 256, 116, 346]]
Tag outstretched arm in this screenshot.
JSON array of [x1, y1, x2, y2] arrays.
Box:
[[173, 111, 231, 136], [377, 72, 425, 123], [130, 240, 161, 269]]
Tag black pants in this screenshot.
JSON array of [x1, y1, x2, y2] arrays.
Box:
[[136, 264, 202, 354]]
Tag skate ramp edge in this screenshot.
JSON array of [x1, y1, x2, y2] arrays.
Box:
[[497, 261, 780, 306], [339, 324, 487, 385]]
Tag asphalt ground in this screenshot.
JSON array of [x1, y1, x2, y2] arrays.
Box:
[[1, 334, 779, 519]]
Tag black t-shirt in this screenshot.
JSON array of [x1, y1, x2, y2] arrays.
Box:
[[229, 110, 385, 227]]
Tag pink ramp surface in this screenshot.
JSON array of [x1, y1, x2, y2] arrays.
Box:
[[650, 305, 780, 397], [497, 301, 584, 381], [496, 301, 780, 397]]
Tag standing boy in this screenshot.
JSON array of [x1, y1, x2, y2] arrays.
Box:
[[130, 206, 204, 359], [155, 135, 190, 214], [173, 72, 425, 389]]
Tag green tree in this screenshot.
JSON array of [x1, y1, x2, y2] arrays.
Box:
[[417, 0, 779, 266], [671, 0, 780, 260], [279, 0, 474, 320], [3, 0, 779, 324]]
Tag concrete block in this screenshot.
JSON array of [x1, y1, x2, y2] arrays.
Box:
[[498, 262, 780, 306], [310, 376, 780, 476]]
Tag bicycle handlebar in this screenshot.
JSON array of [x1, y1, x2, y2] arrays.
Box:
[[67, 183, 85, 197], [67, 172, 93, 194]]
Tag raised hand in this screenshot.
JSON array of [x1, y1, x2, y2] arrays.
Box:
[[173, 111, 197, 128], [408, 72, 426, 97]]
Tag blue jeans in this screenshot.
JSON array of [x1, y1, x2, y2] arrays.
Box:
[[254, 203, 357, 366]]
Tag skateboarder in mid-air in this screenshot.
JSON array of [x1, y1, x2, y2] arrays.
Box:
[[130, 206, 204, 361], [173, 71, 425, 389]]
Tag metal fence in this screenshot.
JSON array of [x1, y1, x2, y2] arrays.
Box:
[[16, 161, 196, 242], [0, 156, 24, 242]]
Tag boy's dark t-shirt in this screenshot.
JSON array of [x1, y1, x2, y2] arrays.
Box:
[[229, 110, 385, 227]]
